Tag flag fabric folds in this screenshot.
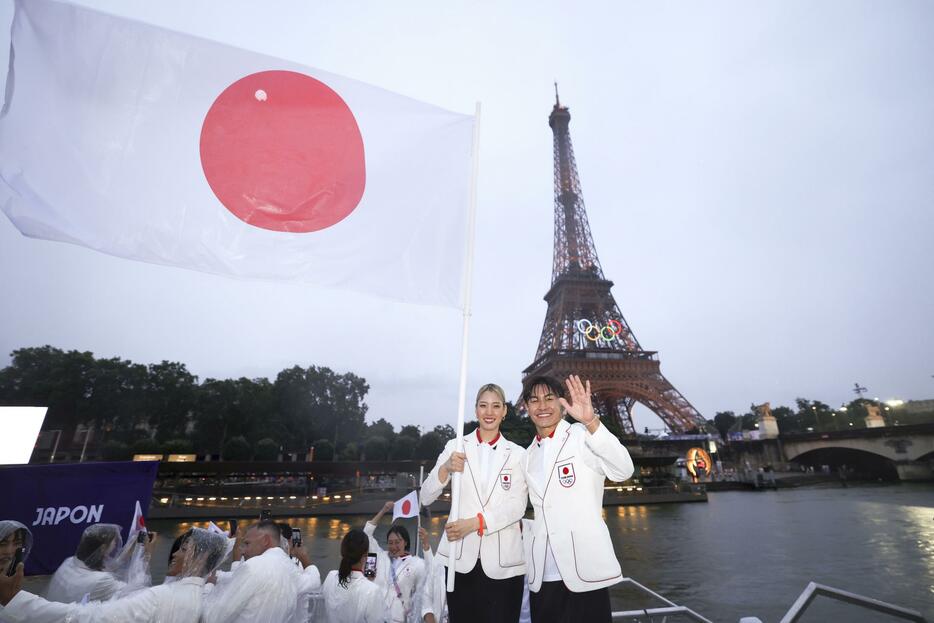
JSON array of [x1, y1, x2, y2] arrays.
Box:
[[392, 490, 419, 521], [0, 0, 474, 307], [128, 500, 146, 542]]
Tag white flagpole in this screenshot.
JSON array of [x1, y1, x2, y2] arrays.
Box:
[[416, 465, 425, 555], [446, 101, 481, 593]]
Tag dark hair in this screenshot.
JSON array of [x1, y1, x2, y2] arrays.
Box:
[[169, 529, 194, 566], [521, 375, 565, 403], [276, 523, 293, 541], [387, 525, 410, 552], [339, 529, 369, 588]]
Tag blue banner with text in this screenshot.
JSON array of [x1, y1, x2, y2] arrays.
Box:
[[0, 461, 158, 575]]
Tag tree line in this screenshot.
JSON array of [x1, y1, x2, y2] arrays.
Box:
[[2, 346, 927, 462], [0, 346, 472, 462]]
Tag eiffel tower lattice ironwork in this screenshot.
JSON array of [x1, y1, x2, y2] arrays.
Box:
[[523, 90, 708, 435]]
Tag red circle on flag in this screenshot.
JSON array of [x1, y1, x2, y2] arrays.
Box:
[[562, 467, 569, 475], [200, 70, 366, 233], [401, 500, 411, 515], [503, 475, 509, 481]]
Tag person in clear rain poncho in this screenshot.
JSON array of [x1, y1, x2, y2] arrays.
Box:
[[0, 522, 32, 579], [201, 519, 321, 623], [45, 523, 154, 604], [0, 527, 228, 623]]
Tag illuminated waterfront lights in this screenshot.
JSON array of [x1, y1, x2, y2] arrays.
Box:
[[323, 496, 330, 501], [311, 495, 318, 500], [289, 495, 296, 500], [185, 497, 193, 501], [208, 497, 216, 501], [244, 496, 252, 500], [220, 497, 227, 501], [159, 497, 169, 504], [197, 497, 204, 501], [333, 495, 342, 499], [345, 495, 352, 500], [266, 496, 274, 500]]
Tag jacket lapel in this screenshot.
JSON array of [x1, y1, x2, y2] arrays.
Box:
[[463, 436, 483, 502], [541, 420, 571, 500], [525, 444, 544, 498], [482, 447, 511, 506]]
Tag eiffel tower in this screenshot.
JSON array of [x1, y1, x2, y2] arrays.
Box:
[[522, 89, 708, 435]]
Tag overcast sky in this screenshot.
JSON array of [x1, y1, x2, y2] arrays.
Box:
[[1, 0, 932, 433]]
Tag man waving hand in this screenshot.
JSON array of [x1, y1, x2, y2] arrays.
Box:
[[521, 375, 634, 623]]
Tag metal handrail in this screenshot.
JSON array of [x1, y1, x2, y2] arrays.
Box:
[[780, 581, 927, 623], [612, 606, 712, 622], [610, 577, 713, 623]]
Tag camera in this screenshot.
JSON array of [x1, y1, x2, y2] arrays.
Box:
[[259, 510, 271, 521], [291, 528, 302, 548]]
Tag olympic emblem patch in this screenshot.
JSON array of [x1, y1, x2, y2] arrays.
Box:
[[500, 472, 512, 491], [557, 462, 575, 488]]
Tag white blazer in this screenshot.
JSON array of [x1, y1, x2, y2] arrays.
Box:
[[522, 419, 634, 593], [421, 431, 527, 580]]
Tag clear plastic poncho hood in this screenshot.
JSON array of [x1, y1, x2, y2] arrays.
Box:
[[0, 520, 33, 571], [175, 528, 230, 579], [76, 523, 124, 571]]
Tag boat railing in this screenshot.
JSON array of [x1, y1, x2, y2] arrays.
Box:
[[778, 581, 927, 623], [608, 578, 928, 622], [610, 577, 713, 622]]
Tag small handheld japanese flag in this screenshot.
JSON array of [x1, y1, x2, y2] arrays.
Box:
[[392, 490, 419, 522], [128, 500, 146, 541]]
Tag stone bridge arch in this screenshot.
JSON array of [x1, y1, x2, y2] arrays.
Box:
[[791, 447, 899, 480]]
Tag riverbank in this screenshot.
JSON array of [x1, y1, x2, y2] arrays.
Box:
[[149, 483, 708, 520]]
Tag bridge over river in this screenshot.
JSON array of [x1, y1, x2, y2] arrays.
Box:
[[639, 422, 934, 481]]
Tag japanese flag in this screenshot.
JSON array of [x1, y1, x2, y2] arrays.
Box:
[[0, 0, 475, 307], [392, 490, 419, 521], [128, 500, 146, 541]]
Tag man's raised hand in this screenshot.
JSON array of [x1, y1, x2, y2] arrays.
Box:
[[559, 375, 597, 427]]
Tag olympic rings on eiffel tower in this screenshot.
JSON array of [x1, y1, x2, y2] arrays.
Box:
[[575, 319, 624, 342]]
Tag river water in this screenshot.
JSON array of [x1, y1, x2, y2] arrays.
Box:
[[145, 483, 933, 622]]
